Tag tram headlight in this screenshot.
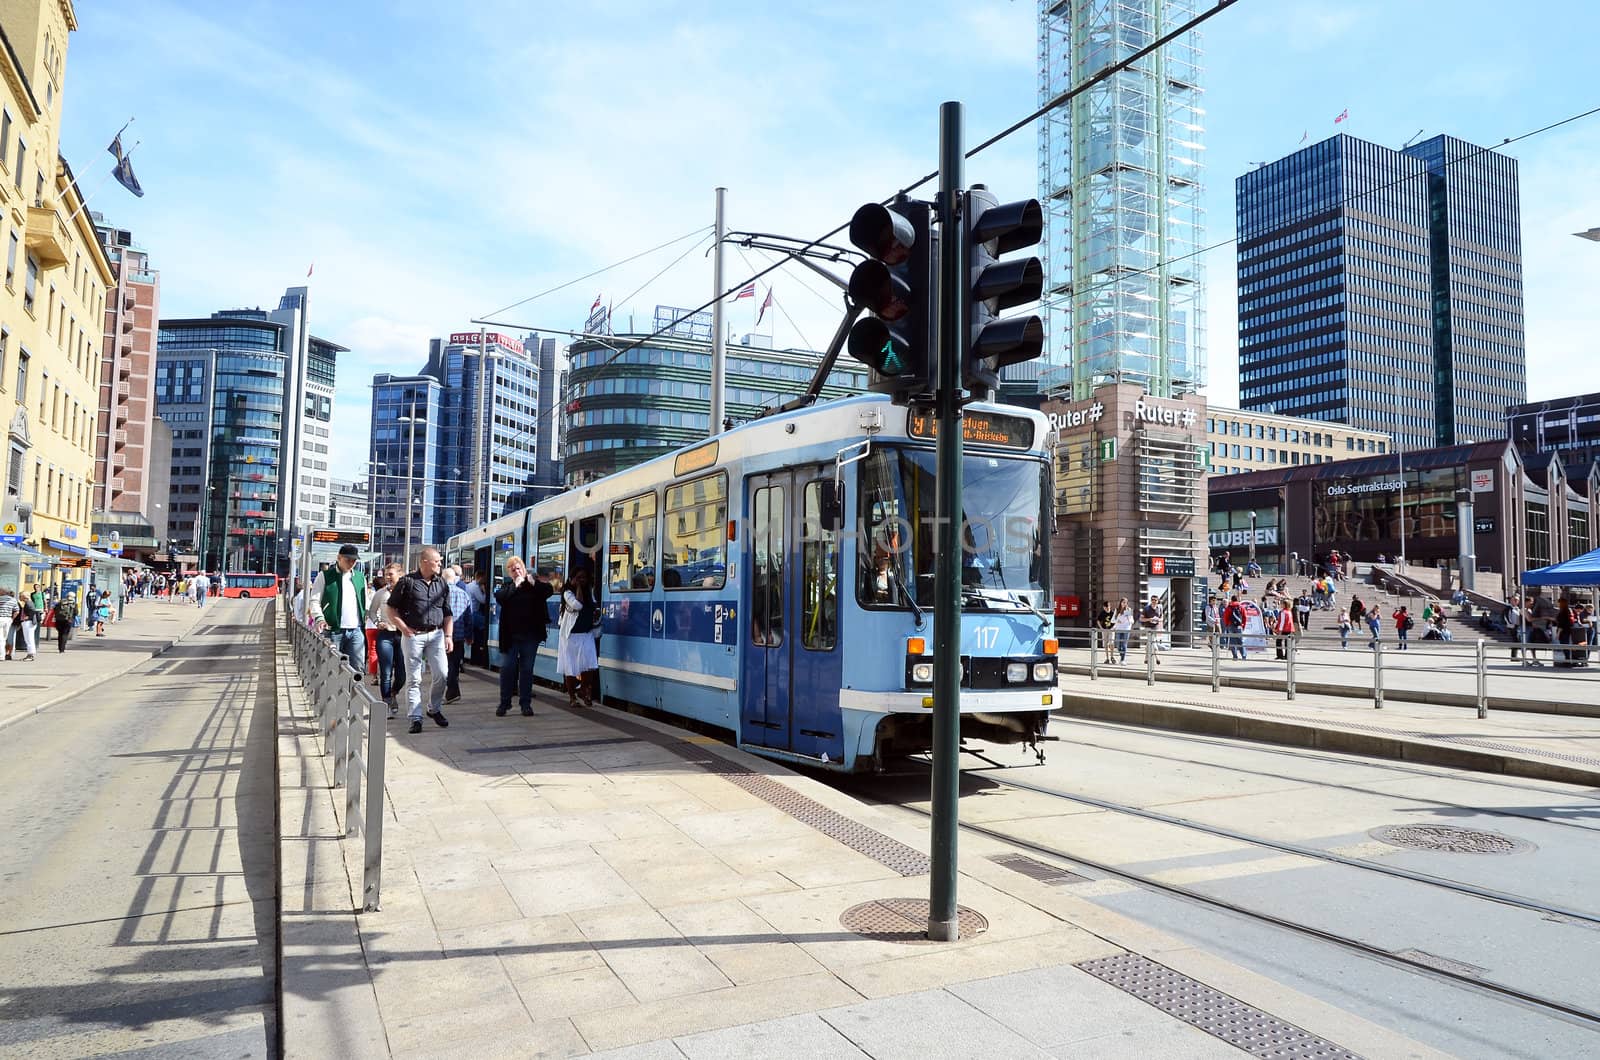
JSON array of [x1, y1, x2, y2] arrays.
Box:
[[1032, 661, 1055, 682], [911, 661, 935, 684], [1005, 662, 1029, 684]]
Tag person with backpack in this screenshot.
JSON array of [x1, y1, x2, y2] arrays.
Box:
[[1393, 605, 1413, 650], [94, 590, 112, 636], [1094, 600, 1116, 664], [1221, 594, 1248, 660], [52, 592, 78, 652]]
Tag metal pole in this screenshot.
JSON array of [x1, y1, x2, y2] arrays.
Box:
[[710, 187, 727, 437], [1286, 634, 1296, 701], [1211, 630, 1221, 692], [1089, 627, 1099, 681], [345, 688, 363, 836], [1396, 372, 1407, 569], [1145, 629, 1156, 686], [363, 675, 386, 911], [404, 399, 416, 569], [1374, 640, 1385, 709], [927, 101, 965, 945], [1476, 638, 1488, 719]]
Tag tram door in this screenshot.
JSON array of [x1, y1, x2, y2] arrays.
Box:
[[741, 470, 844, 762]]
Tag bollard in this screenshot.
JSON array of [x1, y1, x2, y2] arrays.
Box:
[[1211, 631, 1221, 693], [1373, 641, 1385, 709], [1287, 635, 1297, 701], [1089, 627, 1099, 681], [1476, 638, 1488, 719], [362, 674, 387, 912], [1145, 633, 1156, 687], [345, 687, 364, 836]]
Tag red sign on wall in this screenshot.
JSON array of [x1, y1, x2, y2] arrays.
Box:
[[448, 331, 524, 355]]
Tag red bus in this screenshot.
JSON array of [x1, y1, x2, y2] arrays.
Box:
[[222, 573, 280, 599]]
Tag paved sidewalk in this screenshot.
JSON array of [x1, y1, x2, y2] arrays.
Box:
[[278, 651, 1443, 1058], [0, 596, 213, 731], [1057, 669, 1600, 787]]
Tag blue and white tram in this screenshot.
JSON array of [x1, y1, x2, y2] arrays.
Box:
[[447, 394, 1059, 773]]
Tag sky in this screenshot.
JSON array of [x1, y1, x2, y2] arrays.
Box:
[[56, 0, 1600, 482]]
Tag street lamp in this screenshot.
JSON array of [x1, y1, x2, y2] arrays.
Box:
[[1247, 510, 1257, 567], [397, 401, 422, 567]]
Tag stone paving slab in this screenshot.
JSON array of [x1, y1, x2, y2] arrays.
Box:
[[274, 638, 1453, 1059]]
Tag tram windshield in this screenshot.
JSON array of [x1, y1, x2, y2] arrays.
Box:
[[856, 446, 1049, 613]]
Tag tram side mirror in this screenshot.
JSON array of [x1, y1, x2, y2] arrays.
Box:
[[818, 480, 843, 533]]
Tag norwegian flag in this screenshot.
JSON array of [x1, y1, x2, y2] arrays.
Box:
[[1334, 109, 1349, 124], [733, 281, 756, 300], [590, 293, 602, 312], [757, 287, 774, 326]]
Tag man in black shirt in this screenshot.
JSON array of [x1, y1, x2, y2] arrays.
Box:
[[387, 546, 453, 734], [494, 555, 553, 716]]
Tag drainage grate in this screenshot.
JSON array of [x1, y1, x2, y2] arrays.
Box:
[[1392, 949, 1486, 977], [1368, 824, 1534, 855], [840, 898, 987, 944], [1075, 953, 1362, 1059], [464, 736, 639, 755], [989, 852, 1089, 885]]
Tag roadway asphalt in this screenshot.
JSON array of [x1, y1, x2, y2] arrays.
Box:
[[0, 600, 278, 1058]]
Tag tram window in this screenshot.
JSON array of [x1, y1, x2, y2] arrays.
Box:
[[662, 472, 727, 589], [802, 481, 837, 651], [751, 484, 783, 647], [535, 517, 566, 581], [609, 492, 659, 592]]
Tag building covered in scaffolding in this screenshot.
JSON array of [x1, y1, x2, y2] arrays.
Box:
[[1033, 0, 1207, 400]]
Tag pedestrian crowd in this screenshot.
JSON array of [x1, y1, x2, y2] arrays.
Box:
[[1505, 593, 1594, 668], [302, 545, 602, 736]]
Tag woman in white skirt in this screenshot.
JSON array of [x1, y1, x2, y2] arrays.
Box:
[[557, 569, 600, 707]]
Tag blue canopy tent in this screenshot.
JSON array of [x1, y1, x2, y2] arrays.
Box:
[[1522, 546, 1600, 587]]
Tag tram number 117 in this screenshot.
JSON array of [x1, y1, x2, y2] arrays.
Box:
[[972, 626, 1001, 650]]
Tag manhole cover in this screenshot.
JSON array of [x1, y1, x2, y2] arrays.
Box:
[[1369, 824, 1534, 855], [840, 898, 988, 944]]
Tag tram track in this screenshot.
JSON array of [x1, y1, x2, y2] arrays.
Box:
[[875, 758, 1600, 1033]]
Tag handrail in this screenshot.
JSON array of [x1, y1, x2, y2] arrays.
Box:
[[283, 610, 386, 911]]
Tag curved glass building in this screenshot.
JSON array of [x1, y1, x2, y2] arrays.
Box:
[[565, 322, 866, 484]]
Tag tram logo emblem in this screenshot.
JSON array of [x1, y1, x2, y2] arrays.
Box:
[[1047, 402, 1103, 431]]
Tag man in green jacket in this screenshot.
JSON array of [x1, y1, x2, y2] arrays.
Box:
[[319, 544, 369, 674]]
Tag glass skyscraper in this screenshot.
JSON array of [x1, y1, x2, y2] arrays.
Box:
[[1237, 134, 1524, 451], [1036, 0, 1207, 399]]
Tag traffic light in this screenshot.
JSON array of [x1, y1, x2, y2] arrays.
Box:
[[963, 186, 1043, 400], [846, 200, 936, 404]]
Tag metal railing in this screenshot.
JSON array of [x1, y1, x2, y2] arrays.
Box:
[[285, 615, 386, 911], [1061, 626, 1596, 719]]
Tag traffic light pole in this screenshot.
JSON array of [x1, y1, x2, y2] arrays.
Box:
[[928, 100, 965, 943]]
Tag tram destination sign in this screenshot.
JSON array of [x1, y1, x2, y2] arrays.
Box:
[[310, 529, 371, 546], [908, 411, 1034, 448]]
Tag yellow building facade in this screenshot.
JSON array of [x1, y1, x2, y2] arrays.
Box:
[[1, 0, 114, 580]]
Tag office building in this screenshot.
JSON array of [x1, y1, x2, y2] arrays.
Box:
[[1236, 134, 1524, 451], [1035, 0, 1207, 399], [367, 329, 545, 561], [1506, 389, 1600, 480], [327, 477, 368, 533], [88, 214, 160, 554], [0, 0, 116, 583], [525, 332, 565, 489], [1204, 405, 1388, 476], [156, 292, 347, 572], [369, 372, 443, 564], [564, 306, 867, 484]]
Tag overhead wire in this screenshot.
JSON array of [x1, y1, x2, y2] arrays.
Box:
[[480, 224, 713, 321]]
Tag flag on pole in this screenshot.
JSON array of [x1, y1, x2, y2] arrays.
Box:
[[757, 287, 774, 326], [107, 132, 144, 198], [306, 263, 314, 278], [734, 281, 756, 300], [590, 293, 602, 313], [1334, 109, 1349, 124], [1298, 130, 1308, 144]]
